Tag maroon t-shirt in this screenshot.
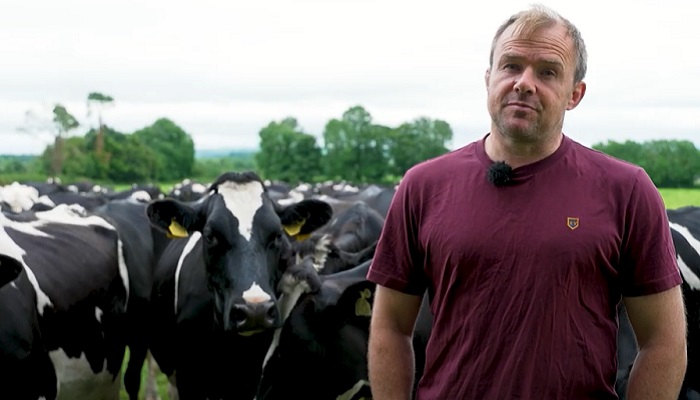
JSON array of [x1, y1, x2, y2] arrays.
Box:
[[367, 134, 682, 399]]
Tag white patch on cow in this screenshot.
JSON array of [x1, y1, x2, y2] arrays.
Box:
[[1, 203, 127, 316], [276, 190, 305, 207], [49, 349, 120, 399], [313, 234, 332, 272], [217, 180, 264, 241], [336, 379, 370, 400], [95, 307, 103, 323], [669, 222, 700, 291], [262, 327, 283, 371], [0, 222, 53, 314], [677, 256, 700, 291], [36, 195, 56, 208], [117, 239, 129, 305], [261, 286, 304, 369], [0, 182, 39, 212], [242, 282, 272, 304], [174, 232, 202, 313], [262, 272, 316, 369], [191, 183, 207, 193], [35, 204, 115, 231], [129, 190, 152, 202], [294, 183, 311, 192]]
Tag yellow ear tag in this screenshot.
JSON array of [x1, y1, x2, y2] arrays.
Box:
[[355, 288, 372, 317], [294, 233, 311, 241], [168, 219, 189, 238], [283, 219, 306, 236]]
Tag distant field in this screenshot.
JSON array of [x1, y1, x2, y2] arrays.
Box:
[[658, 188, 700, 209]]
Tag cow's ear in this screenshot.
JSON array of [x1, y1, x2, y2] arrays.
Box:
[[317, 261, 375, 319], [277, 199, 332, 238], [0, 254, 22, 288], [146, 199, 202, 238]]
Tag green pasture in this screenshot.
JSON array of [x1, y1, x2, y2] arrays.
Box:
[[658, 188, 700, 209], [119, 349, 169, 400]]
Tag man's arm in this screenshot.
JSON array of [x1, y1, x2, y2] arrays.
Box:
[[368, 285, 423, 400], [623, 285, 687, 400]]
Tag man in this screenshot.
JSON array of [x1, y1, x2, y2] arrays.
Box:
[[367, 4, 687, 400]]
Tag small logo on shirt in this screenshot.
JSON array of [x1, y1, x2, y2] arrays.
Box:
[[567, 217, 580, 230]]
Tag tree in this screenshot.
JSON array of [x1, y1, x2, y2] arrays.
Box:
[[592, 140, 645, 166], [27, 104, 80, 176], [132, 118, 195, 181], [389, 117, 453, 176], [87, 92, 115, 157], [255, 117, 322, 183], [593, 139, 700, 187], [642, 140, 700, 187], [322, 106, 390, 183]]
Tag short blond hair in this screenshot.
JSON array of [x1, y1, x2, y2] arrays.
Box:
[[489, 4, 588, 83]]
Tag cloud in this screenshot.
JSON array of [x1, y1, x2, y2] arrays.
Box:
[[0, 0, 697, 155]]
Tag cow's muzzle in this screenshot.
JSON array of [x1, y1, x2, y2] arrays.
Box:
[[231, 301, 279, 334]]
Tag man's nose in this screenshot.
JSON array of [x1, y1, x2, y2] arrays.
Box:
[[513, 67, 536, 94]]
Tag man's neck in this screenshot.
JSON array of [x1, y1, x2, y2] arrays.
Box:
[[485, 131, 563, 169]]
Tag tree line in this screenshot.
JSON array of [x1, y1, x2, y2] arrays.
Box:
[[5, 99, 454, 186], [2, 93, 698, 188], [592, 140, 700, 188]]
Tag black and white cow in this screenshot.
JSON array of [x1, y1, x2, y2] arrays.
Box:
[[282, 200, 383, 277], [256, 260, 432, 400], [145, 171, 332, 399], [313, 201, 384, 253], [0, 204, 131, 400], [92, 197, 171, 400], [617, 206, 700, 399]]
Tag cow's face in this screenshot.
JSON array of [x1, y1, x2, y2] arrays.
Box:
[[147, 172, 332, 335], [257, 261, 375, 400]]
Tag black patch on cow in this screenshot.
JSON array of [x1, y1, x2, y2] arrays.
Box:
[[0, 254, 22, 288]]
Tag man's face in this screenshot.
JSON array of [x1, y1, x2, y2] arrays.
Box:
[[485, 23, 585, 143]]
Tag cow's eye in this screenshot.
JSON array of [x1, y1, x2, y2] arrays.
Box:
[[204, 228, 219, 247], [267, 231, 283, 248]]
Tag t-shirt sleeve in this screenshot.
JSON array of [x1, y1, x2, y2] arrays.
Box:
[[619, 169, 682, 297], [366, 169, 427, 295]]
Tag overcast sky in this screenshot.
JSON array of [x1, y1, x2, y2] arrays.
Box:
[[1, 0, 698, 155]]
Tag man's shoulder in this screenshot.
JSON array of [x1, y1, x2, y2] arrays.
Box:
[[569, 139, 646, 178]]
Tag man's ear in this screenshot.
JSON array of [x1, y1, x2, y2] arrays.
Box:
[[485, 68, 491, 89], [567, 81, 586, 110]]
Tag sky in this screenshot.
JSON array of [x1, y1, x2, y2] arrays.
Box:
[[1, 0, 698, 156]]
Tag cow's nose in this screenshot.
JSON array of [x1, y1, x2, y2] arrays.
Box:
[[232, 301, 278, 332]]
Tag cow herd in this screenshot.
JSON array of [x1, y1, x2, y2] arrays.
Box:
[[0, 171, 698, 400]]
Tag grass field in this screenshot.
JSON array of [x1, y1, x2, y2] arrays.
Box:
[[658, 188, 700, 209], [119, 350, 169, 400]]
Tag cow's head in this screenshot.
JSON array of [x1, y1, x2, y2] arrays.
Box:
[[146, 171, 332, 335], [0, 254, 22, 288], [290, 233, 377, 275], [256, 260, 376, 400]]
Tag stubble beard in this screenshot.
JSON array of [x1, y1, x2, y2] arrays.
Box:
[[492, 111, 542, 143]]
